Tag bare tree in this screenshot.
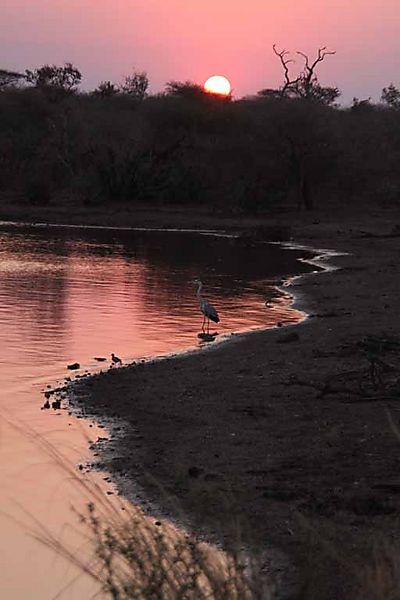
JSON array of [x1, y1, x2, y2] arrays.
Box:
[[267, 45, 340, 105], [272, 44, 302, 97], [296, 47, 336, 99]]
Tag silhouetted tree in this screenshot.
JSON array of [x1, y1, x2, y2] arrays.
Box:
[[120, 70, 149, 100], [269, 45, 302, 97], [164, 80, 206, 99], [294, 48, 340, 104], [25, 63, 82, 92], [381, 83, 400, 109], [164, 80, 232, 107], [262, 45, 340, 106], [93, 81, 119, 97]]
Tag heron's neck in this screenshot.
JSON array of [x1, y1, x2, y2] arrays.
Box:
[[196, 282, 203, 299]]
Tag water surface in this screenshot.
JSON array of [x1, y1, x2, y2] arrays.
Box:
[[0, 224, 314, 599]]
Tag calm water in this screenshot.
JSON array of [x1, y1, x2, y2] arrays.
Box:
[[0, 224, 313, 599]]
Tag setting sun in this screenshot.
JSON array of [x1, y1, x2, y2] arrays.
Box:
[[204, 75, 231, 96]]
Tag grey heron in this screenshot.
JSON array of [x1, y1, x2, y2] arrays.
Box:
[[193, 279, 220, 334]]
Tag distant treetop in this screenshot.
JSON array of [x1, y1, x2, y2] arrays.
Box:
[[259, 45, 340, 106], [381, 83, 400, 109], [25, 63, 82, 93], [120, 70, 149, 100], [164, 80, 206, 98]]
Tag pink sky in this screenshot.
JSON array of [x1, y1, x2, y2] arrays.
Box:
[[1, 0, 400, 102]]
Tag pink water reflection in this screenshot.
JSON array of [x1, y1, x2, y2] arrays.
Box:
[[0, 224, 312, 598]]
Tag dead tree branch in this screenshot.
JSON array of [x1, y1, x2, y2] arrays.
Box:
[[297, 48, 336, 92], [272, 44, 301, 96]]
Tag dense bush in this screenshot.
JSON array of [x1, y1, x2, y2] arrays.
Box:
[[1, 80, 400, 213]]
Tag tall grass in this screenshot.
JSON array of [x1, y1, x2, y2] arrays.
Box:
[[43, 500, 272, 600], [15, 419, 274, 599]]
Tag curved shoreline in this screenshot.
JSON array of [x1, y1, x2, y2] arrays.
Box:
[[66, 237, 327, 490], [49, 236, 333, 599], [56, 208, 400, 599], [66, 236, 339, 578], [64, 239, 330, 599]]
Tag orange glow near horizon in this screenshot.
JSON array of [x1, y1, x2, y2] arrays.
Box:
[[204, 75, 231, 96]]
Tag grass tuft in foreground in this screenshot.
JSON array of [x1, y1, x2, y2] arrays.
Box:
[[39, 493, 274, 600]]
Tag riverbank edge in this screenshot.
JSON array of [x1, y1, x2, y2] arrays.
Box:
[[59, 231, 331, 595], [63, 238, 333, 599], [27, 205, 400, 598]]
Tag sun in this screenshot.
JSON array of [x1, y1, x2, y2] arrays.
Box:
[[204, 75, 231, 96]]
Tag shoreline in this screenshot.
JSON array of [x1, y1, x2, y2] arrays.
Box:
[[65, 239, 336, 599], [22, 205, 400, 598]]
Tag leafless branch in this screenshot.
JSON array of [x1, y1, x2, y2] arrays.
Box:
[[272, 44, 301, 95], [297, 48, 336, 83]]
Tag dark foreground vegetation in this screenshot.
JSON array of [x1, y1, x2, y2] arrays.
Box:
[[2, 48, 400, 216]]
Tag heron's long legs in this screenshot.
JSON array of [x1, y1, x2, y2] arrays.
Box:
[[202, 315, 206, 333]]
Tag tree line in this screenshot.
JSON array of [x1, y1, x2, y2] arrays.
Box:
[[1, 48, 400, 213]]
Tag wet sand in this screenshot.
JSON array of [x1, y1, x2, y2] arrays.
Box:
[[52, 206, 400, 598]]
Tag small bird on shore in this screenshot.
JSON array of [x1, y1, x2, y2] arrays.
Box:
[[111, 353, 122, 365], [193, 279, 220, 334]]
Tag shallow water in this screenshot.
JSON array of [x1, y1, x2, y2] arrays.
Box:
[[0, 224, 313, 599]]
